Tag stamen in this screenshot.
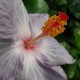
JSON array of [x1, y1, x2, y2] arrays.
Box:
[[41, 12, 69, 37], [25, 12, 69, 48]]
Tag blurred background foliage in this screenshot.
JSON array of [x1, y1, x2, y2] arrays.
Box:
[[22, 0, 80, 80]]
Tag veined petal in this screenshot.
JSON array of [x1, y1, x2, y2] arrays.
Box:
[[0, 39, 68, 80], [51, 66, 67, 79], [19, 50, 67, 80], [0, 39, 12, 49], [29, 14, 49, 38], [10, 0, 31, 40], [35, 37, 75, 66], [0, 0, 15, 39], [0, 40, 23, 80], [0, 0, 31, 40]]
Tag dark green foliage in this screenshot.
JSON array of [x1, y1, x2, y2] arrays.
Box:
[[22, 0, 49, 13], [22, 0, 80, 80]]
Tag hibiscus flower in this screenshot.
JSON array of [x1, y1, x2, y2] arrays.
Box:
[[0, 0, 75, 80]]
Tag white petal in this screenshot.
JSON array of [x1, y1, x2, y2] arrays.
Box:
[[35, 37, 75, 66], [0, 39, 12, 49], [20, 49, 67, 80], [0, 40, 23, 80], [10, 0, 31, 40], [51, 66, 67, 80], [0, 0, 31, 40], [0, 0, 15, 39], [0, 39, 68, 80], [29, 14, 49, 38]]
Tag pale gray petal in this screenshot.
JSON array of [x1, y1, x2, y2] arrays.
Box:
[[29, 14, 49, 38], [35, 37, 75, 66], [0, 40, 23, 80], [0, 39, 12, 50], [19, 50, 67, 80], [0, 0, 15, 39], [51, 66, 67, 80], [0, 0, 31, 40]]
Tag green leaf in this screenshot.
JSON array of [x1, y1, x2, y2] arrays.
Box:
[[69, 0, 80, 20], [74, 13, 80, 20], [61, 42, 78, 58], [70, 5, 80, 12], [67, 64, 76, 78], [77, 59, 80, 68], [55, 0, 68, 5], [74, 28, 80, 50], [63, 63, 76, 79], [71, 20, 80, 28], [69, 0, 80, 6], [73, 68, 80, 80], [70, 10, 80, 20], [55, 34, 66, 42], [22, 0, 49, 13]]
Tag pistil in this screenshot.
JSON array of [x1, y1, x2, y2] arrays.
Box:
[[25, 12, 69, 48], [27, 32, 46, 48]]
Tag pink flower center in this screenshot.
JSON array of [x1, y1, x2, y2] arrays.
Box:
[[23, 38, 36, 50]]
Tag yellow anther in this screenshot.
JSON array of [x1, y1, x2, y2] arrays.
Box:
[[41, 12, 69, 37]]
